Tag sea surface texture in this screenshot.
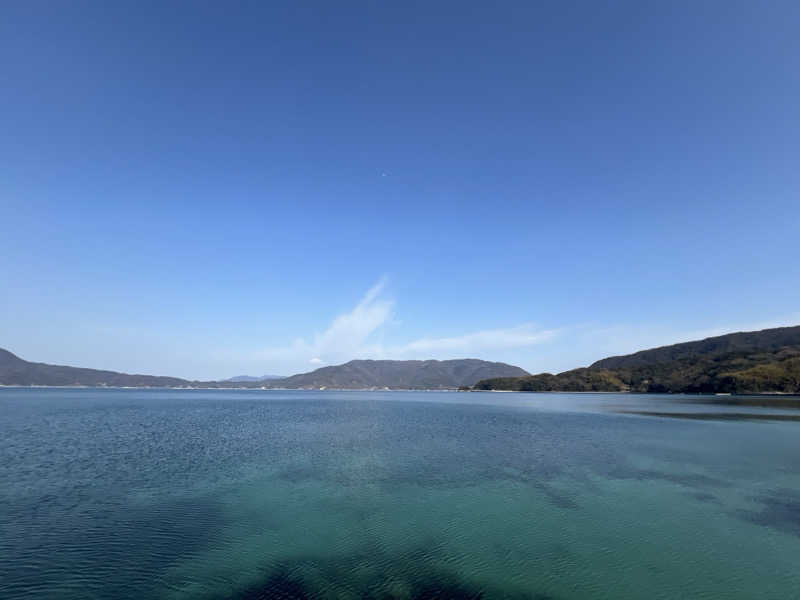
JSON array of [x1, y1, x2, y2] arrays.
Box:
[[1, 389, 799, 599]]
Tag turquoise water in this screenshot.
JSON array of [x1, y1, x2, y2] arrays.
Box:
[[1, 389, 799, 599]]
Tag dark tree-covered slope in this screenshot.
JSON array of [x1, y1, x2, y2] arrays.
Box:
[[0, 348, 192, 387], [474, 368, 627, 392], [0, 349, 528, 389], [269, 359, 529, 389], [474, 326, 800, 394], [591, 326, 800, 370]]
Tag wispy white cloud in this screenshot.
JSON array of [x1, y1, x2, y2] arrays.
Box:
[[254, 279, 557, 370], [390, 324, 558, 357], [311, 277, 393, 359], [254, 278, 394, 365], [251, 279, 800, 377]]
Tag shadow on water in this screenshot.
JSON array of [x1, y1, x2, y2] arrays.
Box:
[[221, 551, 561, 600], [616, 410, 800, 422], [687, 491, 720, 504], [233, 570, 310, 600], [531, 482, 579, 510], [605, 464, 731, 489], [670, 396, 800, 409], [232, 570, 484, 600], [736, 488, 800, 538], [0, 493, 224, 600]]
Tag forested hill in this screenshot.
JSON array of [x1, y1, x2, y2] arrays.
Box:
[[591, 326, 800, 370], [7, 325, 799, 392], [0, 348, 192, 388], [0, 350, 528, 390], [473, 326, 800, 394], [266, 359, 529, 389]]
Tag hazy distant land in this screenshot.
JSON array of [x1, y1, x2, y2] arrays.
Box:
[[2, 325, 800, 394], [0, 351, 526, 390]]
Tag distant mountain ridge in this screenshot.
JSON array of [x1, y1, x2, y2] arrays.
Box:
[[264, 359, 529, 390], [8, 326, 798, 393], [0, 348, 192, 388], [474, 325, 800, 394], [224, 375, 285, 382], [0, 349, 527, 390]]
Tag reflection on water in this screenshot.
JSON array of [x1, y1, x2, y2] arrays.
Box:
[[1, 388, 799, 599], [618, 410, 800, 421]]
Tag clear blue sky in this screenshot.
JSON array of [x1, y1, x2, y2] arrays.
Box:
[[2, 1, 799, 379]]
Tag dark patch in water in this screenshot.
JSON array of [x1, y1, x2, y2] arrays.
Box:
[[688, 491, 719, 504], [736, 488, 800, 537], [404, 580, 484, 599], [605, 464, 729, 491], [532, 482, 579, 509], [673, 396, 800, 410], [218, 550, 560, 600], [617, 410, 800, 422], [232, 569, 310, 599], [0, 493, 224, 599]]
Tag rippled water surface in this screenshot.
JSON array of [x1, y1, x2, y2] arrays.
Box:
[[2, 389, 800, 599]]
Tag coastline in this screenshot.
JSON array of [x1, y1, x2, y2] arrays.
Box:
[[2, 384, 799, 397]]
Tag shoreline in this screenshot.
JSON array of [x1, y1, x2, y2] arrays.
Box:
[[2, 385, 799, 397]]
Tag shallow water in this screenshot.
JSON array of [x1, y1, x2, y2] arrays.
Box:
[[1, 389, 799, 599]]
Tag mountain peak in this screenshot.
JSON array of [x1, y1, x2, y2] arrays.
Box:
[[271, 359, 529, 389], [0, 348, 25, 366]]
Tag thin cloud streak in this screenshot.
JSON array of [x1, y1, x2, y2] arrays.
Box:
[[391, 324, 559, 357], [252, 280, 800, 376], [254, 279, 557, 369]]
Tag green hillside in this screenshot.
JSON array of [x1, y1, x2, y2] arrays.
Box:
[[473, 326, 800, 394]]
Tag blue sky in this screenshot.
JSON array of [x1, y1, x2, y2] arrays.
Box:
[[2, 1, 799, 379]]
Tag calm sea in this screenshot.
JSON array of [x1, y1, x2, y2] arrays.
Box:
[[1, 389, 799, 599]]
